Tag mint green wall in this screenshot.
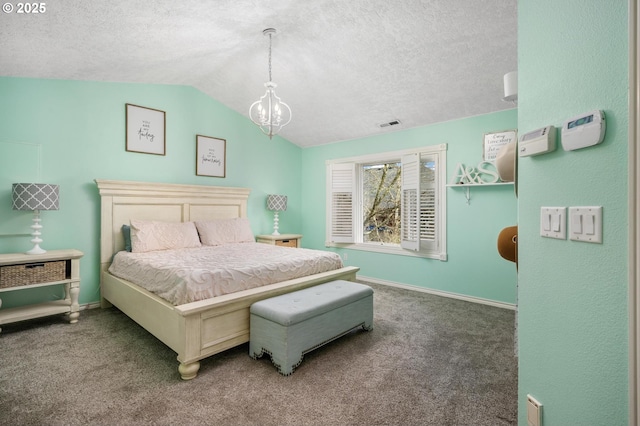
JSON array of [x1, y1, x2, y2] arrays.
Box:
[[301, 110, 518, 304], [518, 1, 629, 424], [0, 77, 302, 308], [0, 78, 517, 309]]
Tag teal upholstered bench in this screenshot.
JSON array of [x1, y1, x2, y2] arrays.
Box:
[[249, 280, 374, 375]]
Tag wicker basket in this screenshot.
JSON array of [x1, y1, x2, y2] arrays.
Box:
[[0, 260, 67, 288]]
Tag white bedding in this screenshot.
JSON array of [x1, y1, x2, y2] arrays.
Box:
[[107, 243, 344, 305]]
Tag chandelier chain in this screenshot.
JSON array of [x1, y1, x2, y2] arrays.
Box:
[[268, 32, 272, 82]]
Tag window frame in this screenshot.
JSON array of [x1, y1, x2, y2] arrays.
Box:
[[326, 143, 447, 260]]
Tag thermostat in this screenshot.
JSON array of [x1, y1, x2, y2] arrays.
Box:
[[561, 110, 606, 151], [519, 125, 556, 157]]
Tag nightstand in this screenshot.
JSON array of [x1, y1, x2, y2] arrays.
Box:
[[0, 249, 83, 333], [256, 234, 302, 248]]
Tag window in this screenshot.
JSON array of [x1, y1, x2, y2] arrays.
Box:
[[326, 144, 447, 260]]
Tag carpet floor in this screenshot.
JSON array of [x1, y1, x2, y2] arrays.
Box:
[[0, 282, 517, 425]]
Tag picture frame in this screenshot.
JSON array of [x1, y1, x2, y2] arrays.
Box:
[[196, 135, 226, 178], [483, 129, 517, 162], [125, 103, 166, 155]]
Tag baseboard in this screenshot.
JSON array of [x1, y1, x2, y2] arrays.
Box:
[[80, 302, 102, 311], [80, 282, 516, 311], [358, 275, 516, 311]]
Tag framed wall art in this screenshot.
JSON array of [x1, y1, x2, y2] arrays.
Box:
[[196, 135, 226, 178], [483, 129, 517, 162], [125, 103, 166, 155]]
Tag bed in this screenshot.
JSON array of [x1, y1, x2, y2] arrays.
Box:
[[95, 179, 359, 380]]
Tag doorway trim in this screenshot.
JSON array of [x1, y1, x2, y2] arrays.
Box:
[[628, 1, 639, 424]]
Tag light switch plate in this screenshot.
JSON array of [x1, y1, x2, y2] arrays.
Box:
[[568, 206, 603, 243], [540, 207, 566, 239]]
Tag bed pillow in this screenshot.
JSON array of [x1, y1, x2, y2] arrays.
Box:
[[195, 218, 255, 246], [122, 224, 132, 252], [130, 220, 202, 253]]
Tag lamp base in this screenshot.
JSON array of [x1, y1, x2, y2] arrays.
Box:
[[272, 211, 280, 236], [26, 210, 47, 255], [26, 245, 46, 255]]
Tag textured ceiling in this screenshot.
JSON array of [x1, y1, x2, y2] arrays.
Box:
[[0, 0, 517, 147]]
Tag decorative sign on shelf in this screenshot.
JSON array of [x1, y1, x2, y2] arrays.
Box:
[[196, 135, 226, 178], [449, 162, 500, 185], [483, 129, 517, 162]]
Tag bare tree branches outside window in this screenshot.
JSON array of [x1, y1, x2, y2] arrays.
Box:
[[363, 162, 401, 243]]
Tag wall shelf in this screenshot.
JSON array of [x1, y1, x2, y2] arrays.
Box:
[[446, 182, 514, 204]]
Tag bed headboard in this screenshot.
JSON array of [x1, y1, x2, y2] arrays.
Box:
[[95, 179, 251, 268]]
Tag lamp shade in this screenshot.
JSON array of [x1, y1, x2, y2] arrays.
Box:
[[267, 194, 287, 212], [12, 183, 59, 211]]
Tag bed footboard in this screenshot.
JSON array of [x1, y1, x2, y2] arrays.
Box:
[[102, 266, 359, 380]]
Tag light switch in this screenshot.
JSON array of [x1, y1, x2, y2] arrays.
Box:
[[540, 207, 566, 239], [584, 214, 595, 235], [571, 213, 582, 234], [569, 206, 602, 243]]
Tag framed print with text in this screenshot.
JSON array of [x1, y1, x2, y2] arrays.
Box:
[[125, 103, 166, 155], [196, 135, 226, 178]]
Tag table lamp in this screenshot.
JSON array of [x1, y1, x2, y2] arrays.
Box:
[[12, 183, 59, 254], [267, 194, 287, 236]]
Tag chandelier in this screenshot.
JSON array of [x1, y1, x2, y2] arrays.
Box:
[[249, 28, 292, 139]]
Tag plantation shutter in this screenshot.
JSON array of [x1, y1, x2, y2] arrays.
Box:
[[420, 154, 438, 251], [400, 153, 420, 251], [329, 162, 356, 243]]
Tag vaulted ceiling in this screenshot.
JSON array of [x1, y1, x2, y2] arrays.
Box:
[[0, 0, 517, 147]]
